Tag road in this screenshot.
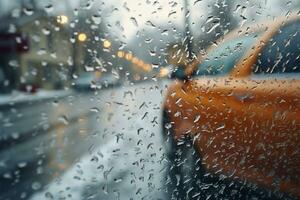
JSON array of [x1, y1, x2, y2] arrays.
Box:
[[0, 80, 170, 200]]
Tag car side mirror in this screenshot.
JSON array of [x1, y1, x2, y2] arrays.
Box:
[[170, 65, 188, 80]]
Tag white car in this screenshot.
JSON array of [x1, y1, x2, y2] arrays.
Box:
[[74, 72, 120, 91]]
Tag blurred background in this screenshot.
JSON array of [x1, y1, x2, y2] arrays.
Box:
[[0, 0, 299, 199]]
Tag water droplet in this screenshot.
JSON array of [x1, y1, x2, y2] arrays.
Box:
[[52, 100, 59, 106], [70, 37, 76, 43], [58, 115, 69, 125], [12, 132, 20, 139], [174, 111, 181, 117], [18, 162, 27, 168], [8, 60, 19, 67], [23, 8, 34, 16], [207, 22, 220, 34], [112, 68, 120, 79], [92, 15, 101, 24], [114, 178, 123, 183], [83, 2, 92, 10], [44, 4, 53, 13], [130, 17, 138, 27], [194, 115, 201, 123], [149, 50, 156, 56], [45, 192, 54, 199], [37, 49, 47, 55], [194, 0, 202, 5], [11, 8, 21, 18], [90, 107, 100, 113], [32, 181, 42, 190], [84, 65, 94, 72], [216, 123, 225, 130], [161, 29, 168, 36], [42, 28, 51, 35], [145, 38, 153, 44], [146, 20, 155, 27], [3, 172, 12, 179], [168, 11, 176, 17], [102, 184, 108, 194], [164, 123, 172, 129]]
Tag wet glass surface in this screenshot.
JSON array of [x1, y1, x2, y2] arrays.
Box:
[[0, 1, 300, 200]]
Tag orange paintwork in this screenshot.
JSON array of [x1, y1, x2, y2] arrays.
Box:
[[164, 16, 300, 197]]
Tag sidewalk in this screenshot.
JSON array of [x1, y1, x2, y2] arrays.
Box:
[[0, 89, 73, 106]]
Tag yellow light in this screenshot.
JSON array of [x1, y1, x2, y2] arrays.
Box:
[[57, 15, 68, 24], [103, 40, 111, 48], [132, 57, 139, 64], [125, 53, 133, 60], [144, 64, 152, 72], [95, 71, 102, 78], [117, 51, 124, 58], [159, 67, 170, 77], [78, 33, 87, 42], [133, 74, 141, 81], [137, 60, 144, 67]]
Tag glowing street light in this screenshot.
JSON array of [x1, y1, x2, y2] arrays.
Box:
[[117, 51, 123, 57], [125, 52, 133, 60], [132, 57, 139, 64], [57, 15, 69, 24], [103, 40, 111, 48], [137, 60, 144, 67], [143, 64, 152, 72], [159, 67, 170, 77], [78, 33, 87, 42]]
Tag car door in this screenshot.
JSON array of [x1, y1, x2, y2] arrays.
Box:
[[191, 20, 300, 196], [245, 20, 300, 194]]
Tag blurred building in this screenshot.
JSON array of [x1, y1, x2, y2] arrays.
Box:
[[0, 11, 88, 93], [19, 14, 75, 90], [0, 15, 29, 93]]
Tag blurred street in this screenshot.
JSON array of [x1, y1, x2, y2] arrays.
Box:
[[1, 1, 300, 199], [0, 81, 169, 200]]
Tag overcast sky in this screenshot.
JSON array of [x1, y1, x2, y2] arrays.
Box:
[[0, 0, 299, 42], [73, 0, 299, 42]]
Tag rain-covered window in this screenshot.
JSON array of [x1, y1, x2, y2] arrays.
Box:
[[0, 1, 300, 200], [195, 33, 261, 76], [253, 21, 300, 74]]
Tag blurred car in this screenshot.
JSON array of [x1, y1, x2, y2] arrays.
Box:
[[73, 72, 120, 91], [98, 73, 121, 89], [162, 15, 300, 199]]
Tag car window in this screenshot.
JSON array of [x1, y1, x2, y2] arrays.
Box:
[[253, 21, 300, 74], [195, 33, 261, 76]]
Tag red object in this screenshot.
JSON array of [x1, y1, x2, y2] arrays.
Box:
[[19, 84, 38, 94], [0, 33, 29, 53]]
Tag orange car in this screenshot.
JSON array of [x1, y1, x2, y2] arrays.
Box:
[[162, 15, 300, 199]]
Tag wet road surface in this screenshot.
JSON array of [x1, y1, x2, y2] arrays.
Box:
[[0, 80, 169, 200]]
